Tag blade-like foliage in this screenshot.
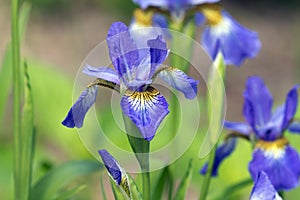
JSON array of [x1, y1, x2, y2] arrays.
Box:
[[30, 160, 103, 200]]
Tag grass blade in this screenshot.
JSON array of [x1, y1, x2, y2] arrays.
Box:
[[20, 61, 35, 199], [0, 2, 31, 123], [173, 160, 193, 200], [30, 160, 103, 200], [152, 167, 171, 200]]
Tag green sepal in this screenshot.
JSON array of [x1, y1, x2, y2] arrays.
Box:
[[111, 178, 128, 200], [109, 172, 143, 200], [128, 174, 143, 200]]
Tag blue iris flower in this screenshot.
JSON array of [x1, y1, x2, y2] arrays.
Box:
[[199, 5, 261, 66], [98, 149, 131, 198], [201, 76, 300, 191], [132, 0, 220, 17], [250, 171, 282, 200], [62, 22, 199, 141]]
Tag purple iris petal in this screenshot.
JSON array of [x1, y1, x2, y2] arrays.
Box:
[[288, 122, 300, 133], [201, 10, 261, 66], [133, 0, 220, 10], [250, 171, 282, 200], [158, 68, 199, 99], [200, 138, 236, 176], [98, 149, 122, 185], [188, 0, 220, 5], [243, 76, 273, 133], [83, 65, 120, 85], [195, 12, 205, 26], [133, 35, 169, 81], [249, 145, 300, 191], [223, 121, 252, 135], [148, 35, 169, 78], [120, 86, 169, 141], [106, 22, 139, 80], [281, 85, 299, 130], [126, 79, 153, 89], [133, 0, 169, 10], [62, 85, 98, 128], [153, 14, 169, 29]]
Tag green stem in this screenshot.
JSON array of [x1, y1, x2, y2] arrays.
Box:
[[142, 170, 150, 200], [199, 145, 217, 200], [199, 53, 226, 200], [11, 0, 22, 199], [123, 115, 151, 200]]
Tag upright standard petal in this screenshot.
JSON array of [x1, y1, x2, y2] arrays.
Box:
[[158, 67, 199, 99], [201, 10, 261, 66], [281, 85, 299, 130], [98, 149, 131, 198], [83, 65, 120, 85], [200, 138, 236, 176], [106, 22, 139, 80], [62, 85, 98, 128], [121, 86, 169, 141], [250, 171, 282, 200], [243, 76, 273, 132], [147, 35, 169, 77], [249, 139, 300, 191]]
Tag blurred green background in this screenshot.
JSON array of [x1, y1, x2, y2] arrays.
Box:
[[1, 0, 300, 199]]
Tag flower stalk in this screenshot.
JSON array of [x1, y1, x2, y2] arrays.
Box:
[[11, 0, 22, 199], [199, 53, 226, 200]]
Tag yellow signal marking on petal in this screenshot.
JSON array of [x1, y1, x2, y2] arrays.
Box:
[[134, 9, 153, 26], [256, 137, 289, 159], [200, 4, 223, 26], [124, 86, 160, 112]]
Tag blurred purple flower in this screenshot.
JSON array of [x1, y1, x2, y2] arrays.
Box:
[[200, 5, 261, 66], [62, 22, 199, 141], [200, 137, 236, 176], [250, 171, 282, 200], [201, 76, 300, 191], [132, 0, 220, 17]]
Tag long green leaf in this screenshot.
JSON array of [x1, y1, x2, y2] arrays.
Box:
[[0, 2, 31, 123], [173, 160, 193, 200], [152, 167, 171, 200], [53, 185, 87, 200], [214, 178, 253, 200], [20, 61, 35, 199], [30, 160, 103, 200], [100, 175, 108, 200]]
